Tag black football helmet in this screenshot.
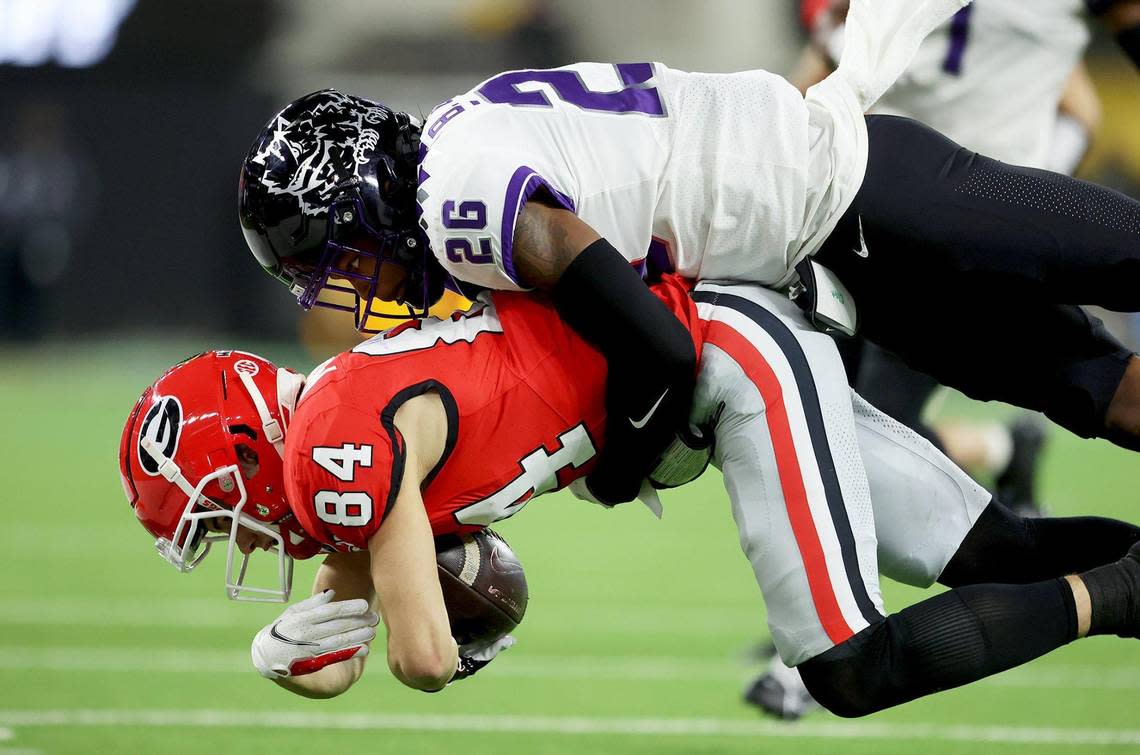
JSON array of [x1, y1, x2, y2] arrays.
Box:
[[238, 89, 448, 326]]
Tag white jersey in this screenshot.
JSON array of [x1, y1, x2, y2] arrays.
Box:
[[872, 0, 1092, 167], [418, 63, 823, 292], [417, 0, 968, 295]]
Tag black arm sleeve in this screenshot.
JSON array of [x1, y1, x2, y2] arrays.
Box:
[[552, 238, 696, 505]]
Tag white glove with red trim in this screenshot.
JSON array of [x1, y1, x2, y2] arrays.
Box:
[[251, 589, 379, 679]]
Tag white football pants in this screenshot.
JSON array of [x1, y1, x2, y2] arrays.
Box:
[[690, 281, 991, 666]]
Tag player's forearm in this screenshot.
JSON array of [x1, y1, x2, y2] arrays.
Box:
[[367, 449, 460, 692], [552, 240, 697, 503]]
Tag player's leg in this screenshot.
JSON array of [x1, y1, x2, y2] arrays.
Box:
[[791, 393, 1140, 717], [852, 341, 943, 449], [856, 338, 1047, 514], [855, 114, 1140, 310], [749, 384, 1140, 717], [850, 391, 1140, 589], [814, 115, 1140, 450], [797, 550, 1140, 718], [691, 282, 884, 717], [819, 234, 1137, 448]]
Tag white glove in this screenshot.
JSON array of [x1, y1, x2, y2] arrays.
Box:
[[251, 589, 379, 679], [568, 477, 608, 507], [452, 634, 516, 682], [568, 477, 662, 519]]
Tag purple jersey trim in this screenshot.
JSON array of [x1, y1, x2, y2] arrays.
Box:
[[501, 166, 576, 286]]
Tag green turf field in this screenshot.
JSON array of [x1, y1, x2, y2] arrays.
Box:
[[1, 341, 1138, 755]]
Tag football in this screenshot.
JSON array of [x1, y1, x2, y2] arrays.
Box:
[[434, 528, 529, 647]]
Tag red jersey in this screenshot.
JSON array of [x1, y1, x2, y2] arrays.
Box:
[[284, 276, 701, 551]]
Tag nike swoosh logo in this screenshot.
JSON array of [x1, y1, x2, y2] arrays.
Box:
[[854, 215, 869, 258], [270, 622, 318, 647], [630, 389, 669, 430]]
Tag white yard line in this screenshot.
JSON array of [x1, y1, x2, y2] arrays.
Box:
[[0, 647, 1137, 690], [0, 599, 757, 635], [1, 709, 1139, 746]]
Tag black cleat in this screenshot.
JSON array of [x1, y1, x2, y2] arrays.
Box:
[[743, 655, 820, 721], [996, 415, 1047, 516]]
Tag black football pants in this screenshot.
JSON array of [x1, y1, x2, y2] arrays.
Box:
[[814, 115, 1137, 439]]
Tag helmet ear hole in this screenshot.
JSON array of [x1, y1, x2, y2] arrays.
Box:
[[234, 442, 260, 481]]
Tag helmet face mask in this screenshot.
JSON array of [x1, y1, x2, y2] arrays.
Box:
[[143, 445, 293, 603], [239, 89, 448, 331], [121, 352, 319, 603], [298, 193, 430, 328]]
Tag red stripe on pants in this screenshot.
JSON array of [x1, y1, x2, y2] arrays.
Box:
[[705, 319, 854, 645]]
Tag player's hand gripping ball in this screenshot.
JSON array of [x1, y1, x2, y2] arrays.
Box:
[[434, 529, 528, 647]]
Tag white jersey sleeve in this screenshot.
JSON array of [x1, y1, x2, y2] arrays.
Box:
[[418, 138, 576, 292]]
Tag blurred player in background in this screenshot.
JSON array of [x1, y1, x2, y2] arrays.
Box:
[[119, 276, 1140, 715], [746, 0, 1140, 720]]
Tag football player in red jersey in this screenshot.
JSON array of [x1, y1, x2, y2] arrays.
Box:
[[121, 278, 1140, 714]]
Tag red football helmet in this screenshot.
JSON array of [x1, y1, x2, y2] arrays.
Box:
[[119, 350, 322, 602]]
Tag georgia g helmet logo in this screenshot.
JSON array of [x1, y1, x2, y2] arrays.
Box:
[[137, 396, 183, 476]]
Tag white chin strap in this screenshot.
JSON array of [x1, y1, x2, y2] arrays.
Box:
[[236, 370, 285, 458], [140, 437, 293, 603], [232, 367, 305, 461]]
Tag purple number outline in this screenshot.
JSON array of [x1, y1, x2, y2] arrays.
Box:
[[477, 63, 665, 117]]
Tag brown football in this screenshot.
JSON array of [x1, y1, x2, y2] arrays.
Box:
[[434, 528, 529, 646]]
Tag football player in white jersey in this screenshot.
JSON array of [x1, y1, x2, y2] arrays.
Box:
[[238, 0, 1140, 522]]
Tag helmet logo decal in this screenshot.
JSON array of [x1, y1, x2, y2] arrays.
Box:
[[234, 358, 260, 377], [137, 396, 183, 476], [256, 503, 271, 518], [249, 92, 390, 218]]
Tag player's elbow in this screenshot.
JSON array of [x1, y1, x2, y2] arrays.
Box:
[[389, 644, 456, 692]]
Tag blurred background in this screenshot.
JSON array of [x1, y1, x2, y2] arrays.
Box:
[[2, 2, 1140, 754], [1, 0, 1138, 350]]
